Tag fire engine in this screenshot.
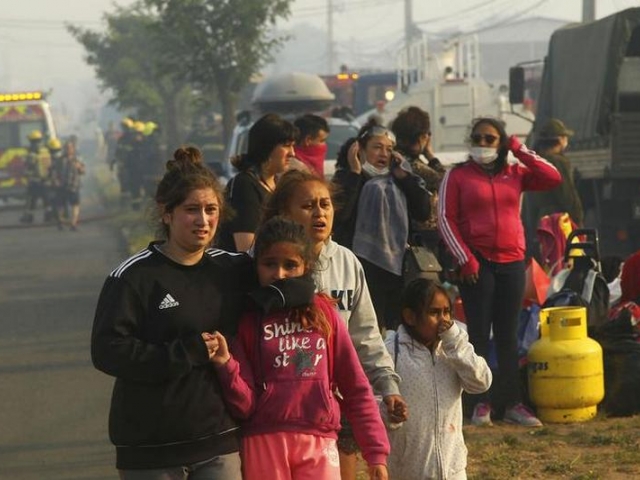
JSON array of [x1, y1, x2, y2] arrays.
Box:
[[0, 91, 57, 201]]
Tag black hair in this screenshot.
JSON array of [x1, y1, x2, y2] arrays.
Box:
[[533, 137, 562, 153], [335, 136, 358, 171], [469, 117, 509, 169], [232, 114, 298, 172], [154, 146, 223, 239], [391, 106, 431, 150], [254, 216, 314, 267], [294, 114, 330, 144], [401, 278, 451, 341], [262, 169, 333, 226]]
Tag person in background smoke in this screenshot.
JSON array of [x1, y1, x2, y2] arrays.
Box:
[[20, 129, 52, 224]]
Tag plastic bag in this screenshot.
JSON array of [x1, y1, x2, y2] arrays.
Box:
[[523, 257, 550, 306]]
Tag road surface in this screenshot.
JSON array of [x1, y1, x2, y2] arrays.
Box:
[[0, 163, 126, 479]]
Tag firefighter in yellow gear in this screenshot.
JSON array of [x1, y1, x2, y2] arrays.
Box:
[[114, 117, 135, 204], [20, 130, 52, 223], [127, 121, 147, 210], [46, 137, 67, 229], [141, 121, 162, 199]]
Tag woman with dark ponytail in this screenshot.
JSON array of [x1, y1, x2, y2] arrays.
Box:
[[92, 146, 251, 479]]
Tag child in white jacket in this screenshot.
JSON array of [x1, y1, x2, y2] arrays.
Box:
[[384, 278, 492, 480]]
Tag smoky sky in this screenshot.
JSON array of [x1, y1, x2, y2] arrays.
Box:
[[0, 0, 632, 131]]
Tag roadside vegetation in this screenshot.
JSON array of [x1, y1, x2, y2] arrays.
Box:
[[93, 163, 154, 253], [354, 413, 640, 479]]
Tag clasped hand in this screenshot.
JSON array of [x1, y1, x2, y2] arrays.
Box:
[[202, 331, 230, 365]]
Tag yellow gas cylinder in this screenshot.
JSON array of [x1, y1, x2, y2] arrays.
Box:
[[527, 306, 604, 423]]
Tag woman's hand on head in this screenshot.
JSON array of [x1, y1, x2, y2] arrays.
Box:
[[423, 134, 436, 160], [369, 464, 388, 480], [508, 135, 523, 153], [347, 141, 362, 174], [203, 331, 231, 365]]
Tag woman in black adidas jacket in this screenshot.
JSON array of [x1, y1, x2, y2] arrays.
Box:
[[91, 147, 252, 479]]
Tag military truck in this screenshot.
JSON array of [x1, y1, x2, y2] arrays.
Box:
[[510, 8, 640, 256]]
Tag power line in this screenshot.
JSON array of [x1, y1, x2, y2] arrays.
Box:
[[414, 0, 506, 25], [293, 0, 403, 17], [462, 0, 552, 36]]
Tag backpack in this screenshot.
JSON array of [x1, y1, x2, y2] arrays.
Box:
[[543, 229, 610, 335]]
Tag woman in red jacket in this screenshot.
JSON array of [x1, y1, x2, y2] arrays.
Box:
[[438, 117, 561, 427]]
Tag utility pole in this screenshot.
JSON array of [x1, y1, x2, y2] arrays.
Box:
[[582, 0, 596, 22], [327, 0, 334, 74], [404, 0, 413, 47]]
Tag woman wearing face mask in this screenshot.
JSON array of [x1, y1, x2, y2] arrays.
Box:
[[438, 117, 561, 428], [332, 119, 431, 332], [292, 113, 330, 177]]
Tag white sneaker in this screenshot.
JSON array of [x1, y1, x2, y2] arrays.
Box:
[[471, 402, 493, 426], [504, 403, 543, 427]]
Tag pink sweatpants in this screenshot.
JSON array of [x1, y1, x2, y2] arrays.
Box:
[[241, 432, 340, 480]]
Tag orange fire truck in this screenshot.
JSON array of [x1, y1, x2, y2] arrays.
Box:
[[0, 91, 57, 201]]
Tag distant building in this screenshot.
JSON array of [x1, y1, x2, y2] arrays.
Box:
[[475, 16, 570, 86], [271, 16, 570, 92]]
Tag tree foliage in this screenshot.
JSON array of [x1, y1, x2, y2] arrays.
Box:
[[67, 3, 193, 147], [146, 0, 293, 143], [69, 0, 294, 148]]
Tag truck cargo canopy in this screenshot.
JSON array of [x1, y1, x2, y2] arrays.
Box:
[[535, 8, 640, 146]]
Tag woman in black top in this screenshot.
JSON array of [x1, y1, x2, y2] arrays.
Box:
[[92, 146, 252, 479], [217, 114, 298, 252]]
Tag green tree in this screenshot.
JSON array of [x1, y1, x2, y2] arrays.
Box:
[[67, 3, 194, 149], [146, 0, 293, 144]]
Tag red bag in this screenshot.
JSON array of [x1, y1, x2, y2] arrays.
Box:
[[523, 257, 550, 306]]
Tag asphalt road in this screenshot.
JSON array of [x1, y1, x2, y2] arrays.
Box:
[[0, 164, 126, 479]]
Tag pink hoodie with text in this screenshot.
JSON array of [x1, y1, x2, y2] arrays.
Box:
[[215, 294, 389, 467]]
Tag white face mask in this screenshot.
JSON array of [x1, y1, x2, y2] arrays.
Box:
[[469, 147, 498, 165], [362, 161, 389, 177]]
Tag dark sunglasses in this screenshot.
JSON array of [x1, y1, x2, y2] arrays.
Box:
[[359, 125, 396, 144], [470, 133, 499, 145]]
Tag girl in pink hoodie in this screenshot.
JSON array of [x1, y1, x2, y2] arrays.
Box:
[[209, 216, 389, 480]]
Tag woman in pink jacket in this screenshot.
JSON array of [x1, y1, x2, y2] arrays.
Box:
[[438, 117, 561, 427], [209, 217, 389, 480]]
